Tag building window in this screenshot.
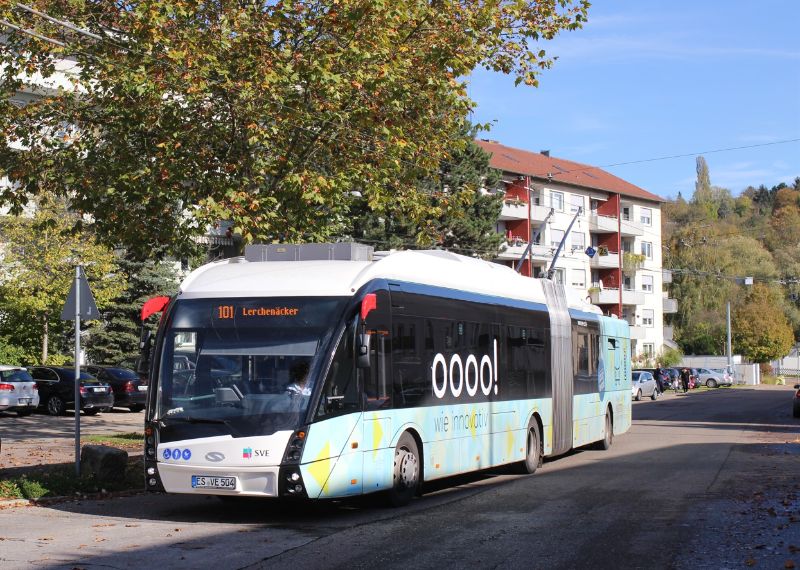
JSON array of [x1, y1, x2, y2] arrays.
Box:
[[641, 241, 653, 259], [622, 206, 631, 221], [640, 207, 652, 225], [623, 275, 632, 290], [550, 191, 564, 211], [643, 343, 654, 356], [553, 268, 565, 285], [571, 232, 585, 250], [570, 269, 586, 289], [641, 275, 654, 293], [642, 309, 654, 327], [551, 229, 564, 247], [570, 194, 584, 214]]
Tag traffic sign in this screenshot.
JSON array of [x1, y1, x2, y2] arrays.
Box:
[[60, 266, 101, 321], [584, 246, 596, 259]]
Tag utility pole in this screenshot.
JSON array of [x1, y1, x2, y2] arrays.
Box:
[[726, 301, 732, 372]]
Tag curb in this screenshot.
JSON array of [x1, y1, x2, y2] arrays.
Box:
[[0, 488, 149, 509]]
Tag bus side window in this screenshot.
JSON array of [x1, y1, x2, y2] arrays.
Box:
[[363, 331, 391, 410], [315, 323, 360, 419]]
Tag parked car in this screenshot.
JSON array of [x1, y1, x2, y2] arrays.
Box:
[[793, 384, 800, 418], [634, 368, 669, 393], [85, 365, 148, 412], [696, 367, 733, 388], [632, 370, 659, 401], [29, 366, 114, 416], [0, 365, 40, 416], [664, 367, 681, 390]]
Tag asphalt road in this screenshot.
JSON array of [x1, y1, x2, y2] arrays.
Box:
[[0, 386, 798, 570]]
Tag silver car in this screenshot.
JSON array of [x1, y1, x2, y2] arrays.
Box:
[[697, 367, 733, 388], [0, 365, 40, 416], [632, 370, 659, 401]]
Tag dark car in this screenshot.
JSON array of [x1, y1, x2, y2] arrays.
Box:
[[85, 365, 148, 412], [29, 366, 114, 416], [664, 367, 682, 390]]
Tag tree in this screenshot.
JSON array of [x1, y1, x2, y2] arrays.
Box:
[[85, 255, 180, 367], [348, 126, 504, 258], [0, 194, 124, 363], [0, 0, 589, 258], [732, 284, 794, 363]]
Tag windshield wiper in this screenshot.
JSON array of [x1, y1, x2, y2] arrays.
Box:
[[161, 415, 244, 437]]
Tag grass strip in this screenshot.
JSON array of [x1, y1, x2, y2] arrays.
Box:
[[0, 456, 144, 500]]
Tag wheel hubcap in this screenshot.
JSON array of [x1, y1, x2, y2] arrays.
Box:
[[395, 448, 418, 489]]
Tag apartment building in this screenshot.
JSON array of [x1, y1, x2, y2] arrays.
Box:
[[476, 140, 677, 360]]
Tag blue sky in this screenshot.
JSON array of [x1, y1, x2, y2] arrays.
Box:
[[468, 0, 800, 200]]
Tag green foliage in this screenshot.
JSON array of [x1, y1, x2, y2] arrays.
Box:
[[347, 129, 504, 258], [0, 0, 588, 258], [85, 255, 179, 367], [0, 194, 124, 363], [732, 284, 794, 363], [0, 335, 27, 365], [658, 346, 683, 367], [622, 252, 646, 273]]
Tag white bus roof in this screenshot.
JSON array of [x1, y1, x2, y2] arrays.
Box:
[[178, 249, 601, 315]]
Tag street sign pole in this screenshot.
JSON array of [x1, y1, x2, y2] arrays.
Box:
[[60, 264, 102, 477], [74, 265, 81, 476]]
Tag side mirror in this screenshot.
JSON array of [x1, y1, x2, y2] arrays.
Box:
[[136, 329, 152, 375], [357, 332, 371, 368]]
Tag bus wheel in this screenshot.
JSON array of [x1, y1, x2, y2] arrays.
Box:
[[598, 410, 613, 450], [388, 432, 419, 507], [520, 420, 542, 475]]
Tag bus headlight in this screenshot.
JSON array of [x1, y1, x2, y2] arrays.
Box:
[[282, 426, 308, 465]]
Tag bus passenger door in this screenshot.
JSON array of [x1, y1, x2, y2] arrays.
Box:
[[360, 289, 395, 493]]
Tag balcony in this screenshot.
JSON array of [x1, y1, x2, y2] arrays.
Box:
[[590, 287, 645, 306], [497, 240, 553, 263], [588, 213, 618, 233], [499, 201, 552, 223], [662, 269, 673, 284], [499, 201, 528, 221], [619, 218, 644, 237], [628, 325, 647, 339], [663, 297, 678, 313], [589, 251, 620, 269], [663, 325, 674, 341]]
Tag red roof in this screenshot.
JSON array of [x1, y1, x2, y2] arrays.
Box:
[[476, 140, 662, 203]]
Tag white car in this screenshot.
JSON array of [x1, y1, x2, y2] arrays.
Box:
[[632, 370, 659, 401], [699, 368, 733, 388], [0, 365, 40, 416]]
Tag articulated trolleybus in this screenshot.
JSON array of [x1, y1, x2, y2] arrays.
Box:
[[141, 243, 631, 505]]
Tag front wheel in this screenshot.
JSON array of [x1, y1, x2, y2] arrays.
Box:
[[46, 395, 66, 416], [650, 389, 658, 401], [388, 432, 420, 507], [635, 389, 642, 401], [706, 379, 717, 388]]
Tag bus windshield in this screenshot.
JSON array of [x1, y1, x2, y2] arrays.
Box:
[[155, 297, 347, 437]]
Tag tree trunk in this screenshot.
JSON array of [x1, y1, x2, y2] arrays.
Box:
[[42, 314, 49, 364]]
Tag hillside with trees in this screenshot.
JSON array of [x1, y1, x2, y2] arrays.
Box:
[[663, 157, 799, 363]]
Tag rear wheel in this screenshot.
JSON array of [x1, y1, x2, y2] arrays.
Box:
[[650, 389, 658, 400], [46, 395, 66, 416], [635, 389, 642, 401], [706, 379, 717, 388], [598, 410, 613, 450], [519, 420, 542, 474], [388, 432, 420, 507]]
